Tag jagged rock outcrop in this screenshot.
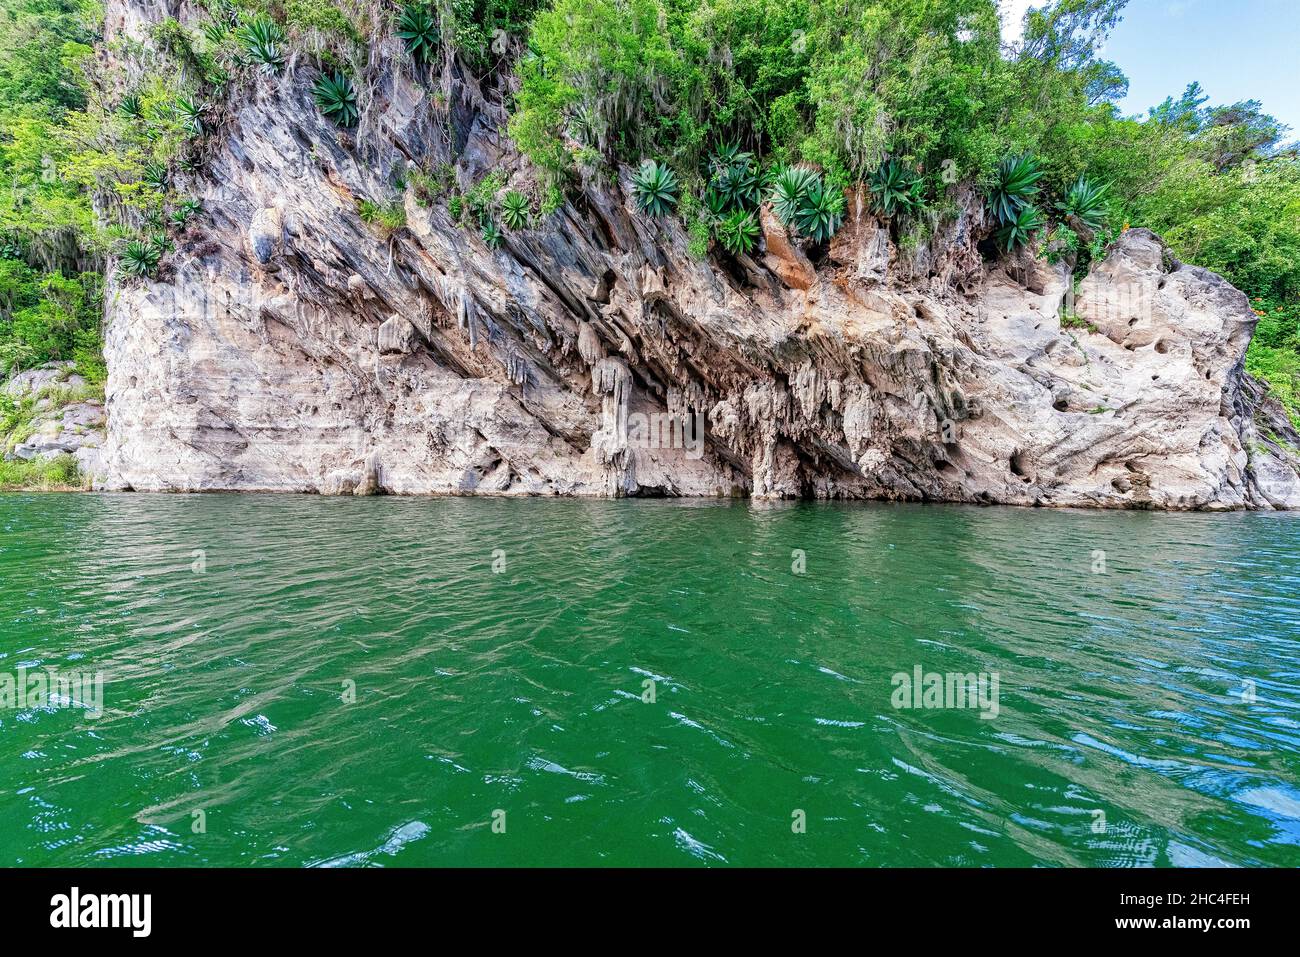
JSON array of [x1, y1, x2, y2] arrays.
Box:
[[95, 3, 1300, 508]]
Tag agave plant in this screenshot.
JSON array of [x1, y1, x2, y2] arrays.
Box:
[[995, 203, 1046, 251], [118, 239, 162, 279], [868, 159, 924, 216], [702, 186, 729, 220], [170, 199, 203, 229], [631, 160, 678, 217], [717, 209, 760, 256], [712, 160, 762, 211], [118, 94, 143, 120], [794, 180, 845, 243], [141, 162, 168, 191], [501, 191, 530, 230], [313, 72, 359, 127], [398, 3, 440, 63], [1058, 175, 1110, 230], [202, 19, 229, 46], [988, 153, 1043, 224], [481, 219, 503, 249], [236, 15, 285, 73], [174, 96, 204, 137], [147, 231, 172, 256], [768, 166, 818, 226], [709, 142, 754, 178]]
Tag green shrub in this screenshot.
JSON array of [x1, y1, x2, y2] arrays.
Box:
[[481, 219, 503, 248], [631, 160, 678, 217], [358, 199, 407, 231], [0, 453, 81, 491]]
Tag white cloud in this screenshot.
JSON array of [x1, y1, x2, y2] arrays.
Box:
[[998, 0, 1039, 45]]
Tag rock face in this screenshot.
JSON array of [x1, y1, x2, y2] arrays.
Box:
[[96, 6, 1300, 508], [3, 361, 106, 476]]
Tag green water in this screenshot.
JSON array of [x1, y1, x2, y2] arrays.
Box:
[[1, 494, 1298, 867]]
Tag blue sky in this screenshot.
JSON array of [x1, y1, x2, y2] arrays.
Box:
[[1001, 0, 1300, 134]]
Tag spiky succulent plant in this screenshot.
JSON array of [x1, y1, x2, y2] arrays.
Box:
[[141, 162, 167, 191], [794, 180, 845, 243], [236, 15, 285, 73], [995, 203, 1046, 251], [631, 160, 678, 217], [170, 199, 203, 229], [501, 191, 530, 230], [717, 209, 760, 255], [118, 94, 143, 120], [711, 160, 762, 211], [398, 4, 440, 63], [769, 165, 819, 226], [868, 159, 924, 216], [988, 153, 1043, 224], [313, 71, 359, 127], [481, 219, 503, 248], [1058, 175, 1110, 230], [174, 96, 203, 137], [118, 239, 162, 279]]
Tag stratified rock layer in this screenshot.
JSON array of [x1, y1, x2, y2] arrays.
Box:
[[97, 10, 1300, 508]]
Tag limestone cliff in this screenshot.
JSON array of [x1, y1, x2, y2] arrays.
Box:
[[95, 2, 1300, 508]]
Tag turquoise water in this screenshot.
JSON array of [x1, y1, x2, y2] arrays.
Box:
[[1, 493, 1298, 866]]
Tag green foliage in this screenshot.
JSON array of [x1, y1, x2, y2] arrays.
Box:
[[465, 169, 505, 220], [1247, 342, 1300, 430], [501, 191, 530, 230], [995, 204, 1046, 251], [313, 71, 359, 127], [142, 161, 168, 191], [868, 160, 924, 217], [793, 178, 844, 243], [358, 198, 407, 232], [235, 14, 285, 73], [481, 218, 503, 248], [631, 160, 678, 217], [687, 215, 712, 258], [769, 165, 818, 226], [717, 209, 760, 255], [709, 151, 764, 212], [1059, 175, 1110, 230], [398, 3, 440, 62], [989, 154, 1044, 225], [174, 96, 204, 137], [0, 452, 80, 490], [539, 183, 564, 216], [169, 199, 202, 229], [118, 238, 162, 278]]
